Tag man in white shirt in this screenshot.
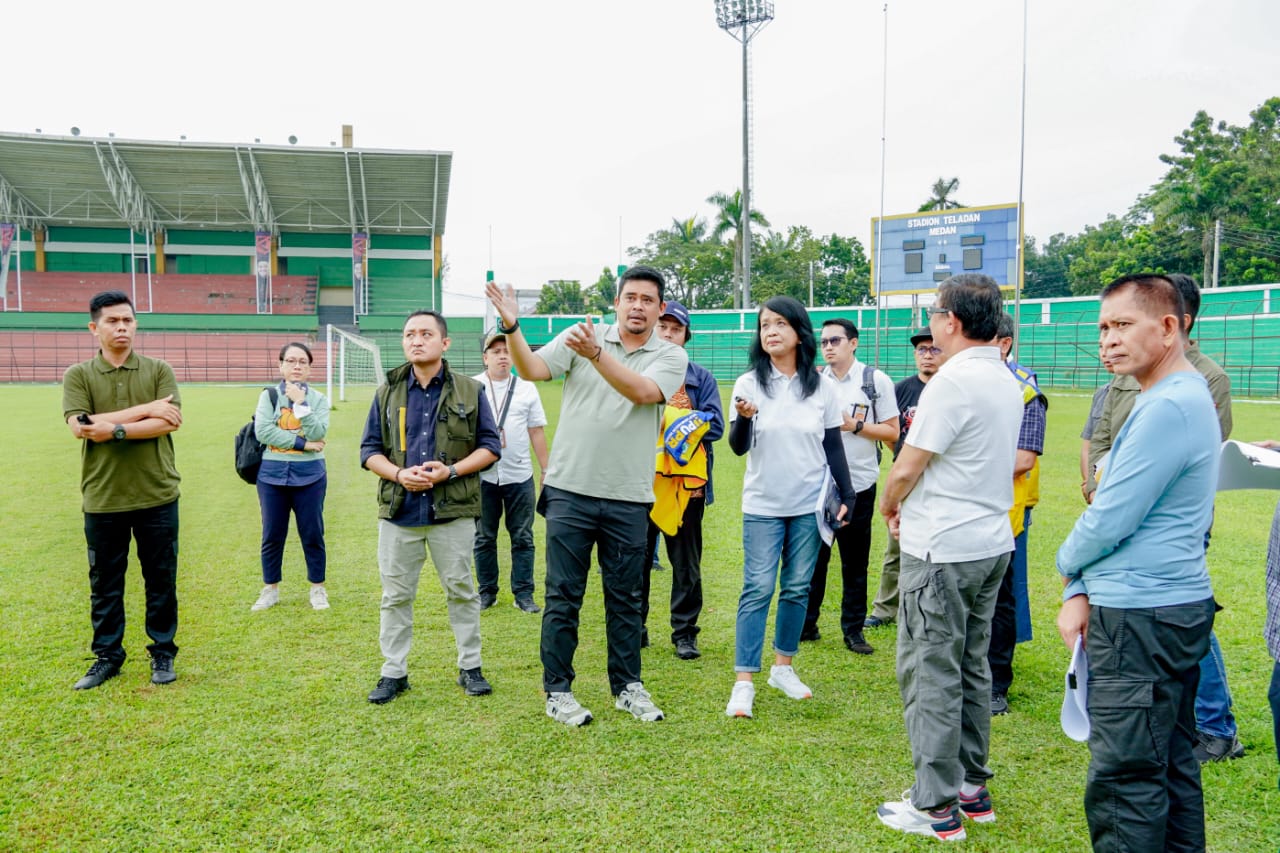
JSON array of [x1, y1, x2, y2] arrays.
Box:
[[473, 332, 550, 614], [876, 274, 1023, 842], [802, 318, 899, 655]]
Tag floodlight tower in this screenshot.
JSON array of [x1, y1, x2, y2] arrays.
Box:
[[715, 0, 774, 311]]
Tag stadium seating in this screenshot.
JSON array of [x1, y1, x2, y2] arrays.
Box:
[[5, 272, 317, 316]]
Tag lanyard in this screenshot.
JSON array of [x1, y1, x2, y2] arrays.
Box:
[[487, 375, 517, 429]]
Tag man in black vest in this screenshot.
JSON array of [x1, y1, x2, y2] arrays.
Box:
[[359, 310, 502, 704]]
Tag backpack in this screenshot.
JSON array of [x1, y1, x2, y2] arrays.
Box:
[[234, 387, 279, 484], [860, 364, 882, 463]]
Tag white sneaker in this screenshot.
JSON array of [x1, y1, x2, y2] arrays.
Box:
[[546, 691, 593, 727], [767, 664, 813, 700], [310, 585, 330, 610], [725, 681, 755, 718], [251, 585, 279, 611], [615, 682, 664, 722], [877, 792, 966, 841]]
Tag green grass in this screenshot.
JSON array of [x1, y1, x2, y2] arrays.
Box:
[[2, 383, 1278, 851]]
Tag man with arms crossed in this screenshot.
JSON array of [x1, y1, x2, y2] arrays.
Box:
[[876, 274, 1023, 842], [865, 327, 938, 630], [360, 310, 501, 704], [63, 291, 184, 689], [473, 331, 550, 614], [487, 266, 687, 726], [802, 318, 899, 654], [1057, 274, 1218, 851]]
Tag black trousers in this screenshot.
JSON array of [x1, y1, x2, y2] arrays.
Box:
[[1084, 599, 1215, 853], [988, 553, 1017, 695], [539, 486, 649, 695], [83, 500, 180, 663], [805, 484, 876, 638], [642, 496, 706, 643]]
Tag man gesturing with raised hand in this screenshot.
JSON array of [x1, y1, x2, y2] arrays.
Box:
[[486, 267, 687, 727]]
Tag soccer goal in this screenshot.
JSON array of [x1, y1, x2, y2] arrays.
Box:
[[325, 325, 386, 402]]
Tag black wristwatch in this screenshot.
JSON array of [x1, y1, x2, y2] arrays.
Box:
[[498, 318, 520, 335], [112, 424, 127, 441], [853, 420, 865, 435], [447, 464, 459, 481]]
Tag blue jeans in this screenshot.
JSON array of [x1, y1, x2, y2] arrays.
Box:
[[1270, 662, 1280, 789], [473, 477, 536, 598], [1195, 631, 1237, 738], [734, 513, 820, 672], [257, 475, 327, 584]]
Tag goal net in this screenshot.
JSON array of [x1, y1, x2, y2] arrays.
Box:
[[326, 325, 385, 402]]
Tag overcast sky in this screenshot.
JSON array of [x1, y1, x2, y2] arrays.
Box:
[[8, 1, 1277, 314]]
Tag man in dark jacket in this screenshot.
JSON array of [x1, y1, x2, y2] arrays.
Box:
[[359, 310, 501, 704]]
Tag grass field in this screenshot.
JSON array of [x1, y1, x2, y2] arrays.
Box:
[[2, 381, 1278, 851]]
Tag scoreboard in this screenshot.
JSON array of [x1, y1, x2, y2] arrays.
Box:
[[870, 202, 1022, 295]]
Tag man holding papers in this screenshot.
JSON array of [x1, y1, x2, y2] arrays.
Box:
[[1056, 274, 1219, 852]]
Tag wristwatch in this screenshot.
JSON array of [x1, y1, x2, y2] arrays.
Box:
[[112, 424, 127, 441], [853, 420, 865, 435], [447, 464, 459, 481]]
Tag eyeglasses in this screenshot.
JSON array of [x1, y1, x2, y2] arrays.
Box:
[[819, 336, 847, 348], [915, 345, 942, 355], [282, 358, 309, 365], [926, 306, 952, 318]]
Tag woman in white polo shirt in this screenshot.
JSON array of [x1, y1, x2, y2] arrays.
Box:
[[725, 296, 856, 718]]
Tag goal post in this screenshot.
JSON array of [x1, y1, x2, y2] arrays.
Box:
[[325, 324, 386, 402]]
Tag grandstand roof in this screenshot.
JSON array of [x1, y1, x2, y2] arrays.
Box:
[[0, 132, 451, 237]]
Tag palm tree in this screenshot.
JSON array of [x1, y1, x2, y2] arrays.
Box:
[[670, 215, 708, 243], [918, 177, 965, 212], [708, 190, 770, 309]]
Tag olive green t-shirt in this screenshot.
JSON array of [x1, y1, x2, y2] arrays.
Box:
[[536, 324, 688, 503], [62, 351, 182, 513]]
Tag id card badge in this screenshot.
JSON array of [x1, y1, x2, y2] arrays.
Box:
[[500, 428, 507, 449]]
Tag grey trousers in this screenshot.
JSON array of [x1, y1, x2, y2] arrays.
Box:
[[897, 551, 1009, 811], [377, 518, 482, 678]]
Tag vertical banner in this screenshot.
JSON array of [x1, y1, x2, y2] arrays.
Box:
[[352, 232, 368, 316], [0, 224, 15, 311], [255, 231, 272, 314]]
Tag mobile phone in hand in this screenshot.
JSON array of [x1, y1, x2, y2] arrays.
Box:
[[77, 413, 92, 425]]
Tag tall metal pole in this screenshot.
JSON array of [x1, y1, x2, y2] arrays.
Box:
[[873, 3, 889, 370], [1212, 219, 1221, 288], [741, 28, 752, 311], [1013, 0, 1029, 362]]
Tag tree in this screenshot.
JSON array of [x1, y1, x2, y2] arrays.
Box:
[[628, 215, 734, 309], [708, 189, 770, 310], [918, 177, 965, 212], [584, 267, 617, 314], [534, 279, 586, 314]]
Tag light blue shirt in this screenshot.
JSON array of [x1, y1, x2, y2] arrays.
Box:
[[1057, 371, 1218, 607]]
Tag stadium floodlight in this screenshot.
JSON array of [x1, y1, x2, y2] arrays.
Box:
[[714, 0, 774, 311]]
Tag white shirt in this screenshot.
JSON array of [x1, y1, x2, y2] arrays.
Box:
[[731, 366, 843, 517], [899, 346, 1022, 563], [822, 360, 899, 492], [473, 371, 548, 485]]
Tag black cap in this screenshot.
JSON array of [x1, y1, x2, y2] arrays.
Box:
[[909, 327, 934, 347]]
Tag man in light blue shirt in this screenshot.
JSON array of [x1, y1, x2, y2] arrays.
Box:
[[1056, 274, 1218, 852]]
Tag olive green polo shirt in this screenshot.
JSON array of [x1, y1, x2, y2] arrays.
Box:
[[536, 324, 688, 503], [62, 351, 182, 513]]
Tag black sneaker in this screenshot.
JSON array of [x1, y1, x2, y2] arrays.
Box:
[[150, 653, 176, 685], [457, 667, 493, 696], [74, 658, 121, 690], [799, 623, 821, 642], [1193, 731, 1244, 763], [513, 596, 541, 614], [844, 631, 874, 655], [479, 592, 497, 610], [991, 692, 1009, 716], [368, 675, 410, 704], [674, 637, 701, 660], [864, 615, 894, 629]]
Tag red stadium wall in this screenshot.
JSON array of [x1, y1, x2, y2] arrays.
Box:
[[6, 272, 317, 315]]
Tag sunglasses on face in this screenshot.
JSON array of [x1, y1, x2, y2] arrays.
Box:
[[915, 346, 941, 355], [819, 336, 847, 348]]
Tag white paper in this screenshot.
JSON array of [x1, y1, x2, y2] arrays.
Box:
[[1217, 440, 1280, 492], [1061, 635, 1090, 743]]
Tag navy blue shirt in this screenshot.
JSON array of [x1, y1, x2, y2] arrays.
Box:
[[359, 365, 501, 527]]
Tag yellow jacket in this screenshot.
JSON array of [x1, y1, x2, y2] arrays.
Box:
[[651, 406, 710, 536]]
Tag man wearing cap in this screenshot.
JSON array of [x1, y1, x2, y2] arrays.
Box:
[[865, 327, 939, 630], [473, 331, 550, 614], [486, 266, 688, 727], [643, 301, 724, 661], [802, 318, 898, 655]]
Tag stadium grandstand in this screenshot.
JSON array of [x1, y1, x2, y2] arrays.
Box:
[[0, 128, 478, 383]]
